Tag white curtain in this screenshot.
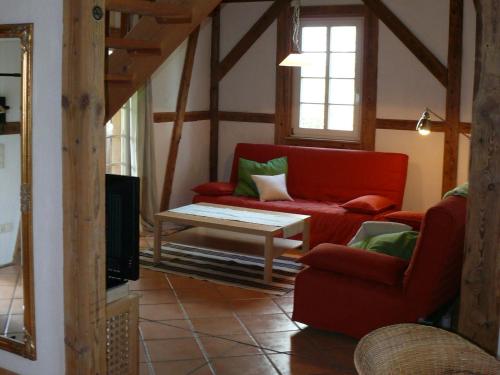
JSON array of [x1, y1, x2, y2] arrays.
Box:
[[136, 80, 158, 231], [119, 80, 158, 231]]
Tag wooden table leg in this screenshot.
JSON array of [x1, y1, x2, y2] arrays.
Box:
[[154, 216, 161, 264], [264, 234, 274, 283], [302, 218, 311, 252]]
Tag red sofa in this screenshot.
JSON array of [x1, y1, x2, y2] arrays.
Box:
[[293, 196, 467, 338], [193, 143, 408, 247]]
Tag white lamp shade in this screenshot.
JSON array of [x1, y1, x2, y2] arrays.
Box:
[[279, 53, 313, 67]]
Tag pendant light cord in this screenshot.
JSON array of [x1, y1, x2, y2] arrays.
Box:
[[291, 0, 301, 53]]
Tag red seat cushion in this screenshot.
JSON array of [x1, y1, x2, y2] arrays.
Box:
[[299, 244, 409, 286]]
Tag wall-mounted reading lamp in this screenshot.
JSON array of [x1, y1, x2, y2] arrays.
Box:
[[416, 108, 444, 136], [279, 0, 310, 67], [416, 108, 471, 139]]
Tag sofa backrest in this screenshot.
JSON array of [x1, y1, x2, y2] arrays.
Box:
[[229, 143, 409, 208], [404, 196, 467, 313]]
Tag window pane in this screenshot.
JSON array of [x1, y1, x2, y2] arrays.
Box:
[[105, 122, 114, 137], [302, 27, 327, 52], [328, 105, 354, 131], [329, 79, 355, 105], [330, 26, 357, 52], [330, 53, 356, 78], [300, 78, 325, 104], [301, 53, 326, 78], [300, 104, 324, 129]]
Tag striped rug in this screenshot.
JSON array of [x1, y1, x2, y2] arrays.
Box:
[[139, 242, 304, 296]]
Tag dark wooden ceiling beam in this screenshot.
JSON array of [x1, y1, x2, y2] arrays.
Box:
[[219, 111, 275, 123], [218, 0, 291, 81], [361, 0, 448, 87], [153, 111, 210, 123]]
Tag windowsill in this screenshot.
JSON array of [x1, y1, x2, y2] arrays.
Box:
[[284, 135, 363, 149]]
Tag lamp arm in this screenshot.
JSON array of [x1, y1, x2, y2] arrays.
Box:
[[425, 107, 446, 122]]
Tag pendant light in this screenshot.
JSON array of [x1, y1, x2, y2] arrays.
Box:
[[279, 0, 310, 67]]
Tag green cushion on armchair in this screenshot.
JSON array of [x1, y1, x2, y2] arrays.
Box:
[[350, 231, 419, 261]]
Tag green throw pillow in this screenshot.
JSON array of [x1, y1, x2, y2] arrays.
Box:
[[443, 182, 468, 199], [234, 157, 288, 197], [349, 231, 419, 261]]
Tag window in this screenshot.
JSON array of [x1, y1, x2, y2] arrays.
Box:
[[105, 95, 138, 176], [292, 18, 364, 141]]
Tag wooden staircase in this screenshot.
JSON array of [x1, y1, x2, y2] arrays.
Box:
[[104, 0, 222, 121]]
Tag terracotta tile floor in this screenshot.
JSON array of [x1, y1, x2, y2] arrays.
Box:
[[135, 232, 358, 374], [132, 263, 358, 375]]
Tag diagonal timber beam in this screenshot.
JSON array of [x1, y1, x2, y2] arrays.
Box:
[[361, 0, 448, 87], [160, 28, 200, 211], [218, 0, 291, 81]]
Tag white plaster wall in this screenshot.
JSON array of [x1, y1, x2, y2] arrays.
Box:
[[0, 39, 22, 122], [0, 1, 65, 374], [218, 122, 275, 181], [216, 0, 474, 211], [151, 19, 211, 208], [0, 135, 21, 265]]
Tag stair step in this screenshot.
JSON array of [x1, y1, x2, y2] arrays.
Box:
[[105, 73, 134, 82], [105, 37, 162, 54], [106, 0, 192, 24]]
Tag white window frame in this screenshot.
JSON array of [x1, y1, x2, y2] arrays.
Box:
[[292, 17, 364, 142]]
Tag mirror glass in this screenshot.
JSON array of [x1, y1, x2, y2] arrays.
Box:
[[0, 24, 35, 359], [0, 36, 24, 342]]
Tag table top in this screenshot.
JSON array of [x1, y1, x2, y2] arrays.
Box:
[[155, 203, 309, 236]]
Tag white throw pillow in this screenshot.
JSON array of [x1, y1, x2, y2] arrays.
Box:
[[347, 221, 413, 246], [251, 174, 293, 202]]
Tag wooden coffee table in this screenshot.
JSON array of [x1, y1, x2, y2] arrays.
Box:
[[153, 203, 311, 283]]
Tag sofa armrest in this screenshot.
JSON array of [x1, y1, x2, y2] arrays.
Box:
[[298, 243, 409, 286], [383, 211, 425, 230]]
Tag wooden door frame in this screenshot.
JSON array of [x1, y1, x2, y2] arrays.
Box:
[[62, 0, 107, 373]]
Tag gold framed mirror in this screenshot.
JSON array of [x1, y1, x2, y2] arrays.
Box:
[[0, 23, 35, 359]]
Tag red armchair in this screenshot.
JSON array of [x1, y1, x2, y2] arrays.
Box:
[[292, 196, 467, 338]]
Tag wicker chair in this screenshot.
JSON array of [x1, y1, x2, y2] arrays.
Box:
[[354, 324, 500, 375]]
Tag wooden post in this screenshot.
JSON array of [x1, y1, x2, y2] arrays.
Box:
[[160, 28, 200, 211], [458, 0, 500, 355], [62, 0, 107, 373], [360, 10, 378, 151], [210, 7, 220, 181], [275, 4, 293, 144], [442, 0, 463, 194]]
